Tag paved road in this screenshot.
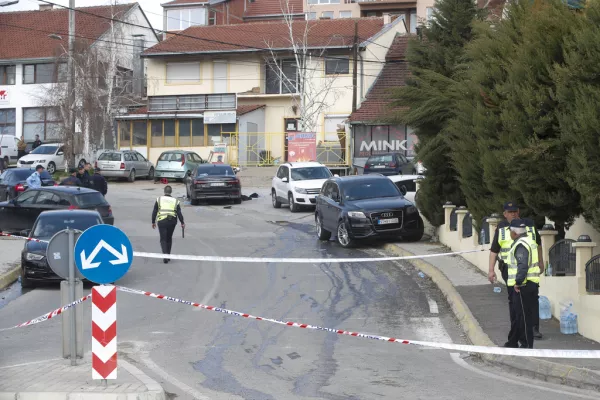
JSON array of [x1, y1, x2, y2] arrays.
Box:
[[0, 181, 598, 400]]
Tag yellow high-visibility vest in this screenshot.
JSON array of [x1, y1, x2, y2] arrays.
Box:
[[507, 236, 540, 286], [156, 196, 178, 222], [498, 224, 537, 263]]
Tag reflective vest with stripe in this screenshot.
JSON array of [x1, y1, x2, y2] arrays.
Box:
[[156, 196, 178, 222], [507, 236, 540, 286], [498, 224, 536, 263]]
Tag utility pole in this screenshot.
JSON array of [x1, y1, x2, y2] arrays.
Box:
[[352, 20, 358, 113], [67, 0, 76, 168]]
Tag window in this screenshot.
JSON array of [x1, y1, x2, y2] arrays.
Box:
[[23, 63, 66, 84], [149, 94, 236, 111], [179, 119, 204, 146], [306, 12, 316, 20], [342, 179, 400, 201], [120, 121, 131, 147], [339, 10, 352, 18], [166, 62, 201, 84], [136, 152, 147, 161], [196, 165, 235, 176], [325, 57, 350, 75], [410, 10, 417, 33], [308, 0, 339, 4], [321, 11, 334, 19], [167, 7, 206, 30], [324, 115, 347, 141], [132, 121, 147, 146], [0, 65, 16, 85], [426, 7, 435, 21], [23, 107, 62, 141], [151, 120, 176, 147], [114, 68, 133, 93], [291, 167, 332, 181], [34, 191, 60, 206], [15, 190, 38, 205], [0, 109, 16, 135], [265, 60, 298, 94], [209, 10, 216, 25]]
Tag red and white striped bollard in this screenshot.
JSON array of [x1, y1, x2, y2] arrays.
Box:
[[91, 285, 117, 379]]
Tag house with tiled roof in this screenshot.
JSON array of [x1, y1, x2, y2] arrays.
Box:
[[115, 16, 405, 169], [0, 2, 158, 163], [349, 34, 417, 171]]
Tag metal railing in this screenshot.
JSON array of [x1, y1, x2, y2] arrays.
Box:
[[585, 255, 600, 293], [548, 239, 576, 276], [462, 212, 473, 238]]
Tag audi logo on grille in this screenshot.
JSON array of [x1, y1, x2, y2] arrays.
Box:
[[380, 212, 394, 218]]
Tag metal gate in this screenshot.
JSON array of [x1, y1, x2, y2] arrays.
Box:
[[548, 239, 576, 276], [462, 212, 473, 238], [585, 255, 600, 293], [450, 209, 457, 231]]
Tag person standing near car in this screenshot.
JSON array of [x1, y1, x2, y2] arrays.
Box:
[[90, 167, 108, 196], [17, 137, 26, 159], [151, 185, 185, 264], [26, 165, 44, 189], [60, 168, 82, 186], [77, 165, 91, 188], [32, 135, 42, 150]]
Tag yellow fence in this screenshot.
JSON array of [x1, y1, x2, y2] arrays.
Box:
[[219, 132, 350, 168]]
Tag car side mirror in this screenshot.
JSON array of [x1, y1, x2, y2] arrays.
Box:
[[282, 177, 288, 182], [57, 151, 64, 156]]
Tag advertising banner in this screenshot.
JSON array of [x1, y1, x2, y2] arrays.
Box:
[[287, 132, 316, 162]]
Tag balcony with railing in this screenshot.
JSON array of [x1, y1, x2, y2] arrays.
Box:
[[148, 94, 236, 113]]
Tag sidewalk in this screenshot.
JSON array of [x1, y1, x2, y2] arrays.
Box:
[[383, 241, 600, 390], [0, 354, 166, 400], [0, 237, 25, 290]]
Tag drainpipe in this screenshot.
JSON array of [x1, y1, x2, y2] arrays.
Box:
[[359, 52, 364, 101]]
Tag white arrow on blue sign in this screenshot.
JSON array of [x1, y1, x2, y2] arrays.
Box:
[[74, 225, 133, 284]]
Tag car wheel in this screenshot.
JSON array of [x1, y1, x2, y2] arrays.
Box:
[[272, 190, 281, 208], [337, 221, 355, 248], [316, 214, 331, 241], [404, 219, 424, 242], [21, 266, 34, 289], [147, 167, 155, 180], [288, 193, 299, 213], [128, 169, 136, 182], [47, 162, 56, 175]]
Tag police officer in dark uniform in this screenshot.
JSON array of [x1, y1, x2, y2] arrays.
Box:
[[151, 185, 185, 263], [489, 201, 544, 344]]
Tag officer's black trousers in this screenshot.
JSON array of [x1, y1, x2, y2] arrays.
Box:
[[157, 217, 177, 257], [508, 282, 537, 348]]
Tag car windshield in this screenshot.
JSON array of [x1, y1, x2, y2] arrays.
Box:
[[159, 153, 183, 162], [98, 152, 121, 161], [291, 167, 332, 181], [367, 154, 393, 163], [343, 179, 401, 201], [73, 192, 107, 207], [196, 166, 235, 176], [32, 214, 101, 239], [30, 146, 58, 155]]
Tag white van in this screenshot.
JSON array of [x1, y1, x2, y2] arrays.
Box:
[[0, 134, 19, 167]]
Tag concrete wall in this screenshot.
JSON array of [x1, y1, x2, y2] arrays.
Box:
[[437, 205, 600, 343]]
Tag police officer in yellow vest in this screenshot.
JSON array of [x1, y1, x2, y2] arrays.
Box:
[[152, 185, 185, 264], [505, 219, 540, 348], [488, 201, 544, 343]]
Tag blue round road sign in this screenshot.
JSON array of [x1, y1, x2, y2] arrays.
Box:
[[74, 225, 133, 284]]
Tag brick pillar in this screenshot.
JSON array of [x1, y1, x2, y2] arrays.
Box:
[[573, 236, 596, 295], [539, 227, 558, 273], [486, 214, 502, 242], [443, 203, 456, 232], [455, 207, 469, 242]]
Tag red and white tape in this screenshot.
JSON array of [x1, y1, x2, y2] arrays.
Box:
[[0, 232, 48, 243], [116, 285, 600, 359], [0, 294, 91, 332]]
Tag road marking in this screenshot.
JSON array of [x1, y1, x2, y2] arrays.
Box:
[[410, 317, 452, 348], [0, 358, 62, 369], [450, 353, 599, 399], [187, 234, 223, 311], [427, 297, 439, 314]]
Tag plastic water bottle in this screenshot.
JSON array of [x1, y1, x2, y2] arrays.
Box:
[[493, 287, 502, 293], [570, 313, 578, 334], [479, 228, 485, 245], [547, 263, 553, 276], [539, 296, 552, 320]]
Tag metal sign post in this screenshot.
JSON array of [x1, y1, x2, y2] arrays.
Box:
[[68, 228, 76, 366]]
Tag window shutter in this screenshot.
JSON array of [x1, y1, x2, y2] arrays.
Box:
[[166, 62, 201, 84]]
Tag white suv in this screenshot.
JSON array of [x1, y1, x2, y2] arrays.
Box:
[[272, 162, 333, 212]]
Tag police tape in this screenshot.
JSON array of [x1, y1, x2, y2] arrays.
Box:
[[0, 232, 48, 243], [131, 248, 486, 263], [116, 285, 600, 359], [0, 294, 91, 332]]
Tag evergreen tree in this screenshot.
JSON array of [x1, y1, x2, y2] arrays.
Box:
[[388, 0, 484, 225], [554, 1, 600, 230]]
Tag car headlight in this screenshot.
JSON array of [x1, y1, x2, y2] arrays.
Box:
[[406, 206, 418, 214], [26, 253, 45, 261], [294, 187, 307, 194], [348, 211, 366, 219], [37, 160, 46, 163]]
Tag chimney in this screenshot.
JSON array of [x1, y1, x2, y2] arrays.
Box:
[[39, 4, 53, 11], [383, 13, 391, 24], [132, 34, 145, 97]]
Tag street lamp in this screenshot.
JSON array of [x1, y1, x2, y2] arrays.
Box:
[[0, 1, 19, 7]]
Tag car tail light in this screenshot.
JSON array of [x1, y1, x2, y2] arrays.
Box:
[[231, 179, 240, 185], [181, 154, 185, 166], [68, 205, 79, 210], [120, 162, 125, 169], [54, 182, 58, 186], [194, 180, 207, 185], [107, 206, 112, 215], [364, 164, 369, 169], [15, 183, 25, 192]]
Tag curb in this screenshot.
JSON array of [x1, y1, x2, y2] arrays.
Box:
[[382, 243, 600, 391], [0, 264, 19, 291]]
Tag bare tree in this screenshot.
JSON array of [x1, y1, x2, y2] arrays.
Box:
[[264, 0, 344, 133]]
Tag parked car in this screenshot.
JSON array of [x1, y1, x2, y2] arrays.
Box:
[[185, 163, 241, 205], [0, 168, 56, 201], [0, 134, 19, 167], [271, 161, 333, 212], [0, 186, 113, 234], [20, 209, 104, 288], [363, 152, 413, 176], [155, 150, 205, 181], [387, 174, 423, 204], [95, 150, 154, 182], [17, 142, 91, 174], [315, 175, 424, 248]]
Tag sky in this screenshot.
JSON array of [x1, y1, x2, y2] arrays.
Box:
[[5, 0, 165, 31]]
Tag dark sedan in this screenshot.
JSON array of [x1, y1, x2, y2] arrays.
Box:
[[315, 175, 424, 248], [0, 168, 56, 201], [0, 186, 113, 234], [363, 152, 413, 176], [185, 164, 242, 205], [21, 210, 103, 288]]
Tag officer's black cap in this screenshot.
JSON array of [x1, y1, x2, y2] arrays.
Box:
[[510, 218, 526, 228], [69, 167, 78, 174], [504, 201, 519, 211]]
